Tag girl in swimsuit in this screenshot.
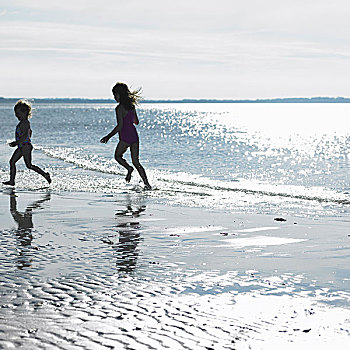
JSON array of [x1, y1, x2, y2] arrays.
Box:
[[100, 82, 151, 190], [3, 100, 51, 186]]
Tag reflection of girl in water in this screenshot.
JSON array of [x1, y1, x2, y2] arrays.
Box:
[[100, 83, 151, 190], [114, 201, 145, 273], [10, 193, 34, 249], [3, 100, 51, 186], [9, 191, 51, 269]]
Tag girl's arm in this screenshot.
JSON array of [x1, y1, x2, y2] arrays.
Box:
[[133, 109, 139, 125], [100, 107, 124, 143]]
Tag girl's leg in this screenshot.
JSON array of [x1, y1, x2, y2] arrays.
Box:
[[130, 142, 151, 188], [7, 148, 23, 184], [21, 145, 51, 183], [115, 141, 134, 182]]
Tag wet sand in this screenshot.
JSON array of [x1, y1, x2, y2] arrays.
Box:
[[0, 189, 349, 349]]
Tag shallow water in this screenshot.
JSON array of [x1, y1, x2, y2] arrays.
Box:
[[0, 102, 350, 218]]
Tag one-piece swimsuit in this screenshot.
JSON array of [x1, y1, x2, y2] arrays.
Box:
[[15, 120, 32, 148], [119, 109, 139, 145]]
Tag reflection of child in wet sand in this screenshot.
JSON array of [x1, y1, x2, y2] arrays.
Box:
[[10, 191, 51, 233], [2, 100, 51, 186], [100, 83, 151, 190], [114, 202, 145, 273], [9, 190, 51, 269]]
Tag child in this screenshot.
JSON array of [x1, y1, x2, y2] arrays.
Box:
[[2, 100, 51, 186], [100, 82, 151, 190]]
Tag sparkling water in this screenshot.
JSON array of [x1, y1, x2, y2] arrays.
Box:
[[1, 102, 349, 217], [1, 102, 350, 348]]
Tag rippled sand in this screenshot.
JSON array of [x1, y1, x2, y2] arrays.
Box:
[[0, 190, 349, 349]]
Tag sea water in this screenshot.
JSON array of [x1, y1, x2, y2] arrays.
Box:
[[1, 102, 350, 348], [0, 102, 349, 218]]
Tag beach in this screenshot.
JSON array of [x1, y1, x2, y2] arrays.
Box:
[[3, 0, 350, 347], [0, 102, 350, 348], [0, 189, 349, 349]]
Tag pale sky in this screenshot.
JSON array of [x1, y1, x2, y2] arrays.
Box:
[[1, 0, 350, 99]]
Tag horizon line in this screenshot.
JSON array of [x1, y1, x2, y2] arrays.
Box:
[[1, 96, 350, 103]]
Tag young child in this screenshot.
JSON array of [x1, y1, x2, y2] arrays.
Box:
[[100, 82, 151, 190], [2, 100, 51, 186]]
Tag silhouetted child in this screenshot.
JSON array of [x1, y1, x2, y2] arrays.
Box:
[[2, 100, 51, 186], [100, 82, 151, 189]]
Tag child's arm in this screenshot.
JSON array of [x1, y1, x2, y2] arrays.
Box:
[[100, 107, 124, 143], [133, 109, 139, 125]]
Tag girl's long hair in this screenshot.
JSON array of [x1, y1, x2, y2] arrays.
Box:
[[112, 82, 142, 110]]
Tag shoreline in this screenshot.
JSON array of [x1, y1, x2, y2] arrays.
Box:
[[2, 97, 350, 104]]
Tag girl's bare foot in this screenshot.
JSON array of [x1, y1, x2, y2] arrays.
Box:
[[125, 168, 134, 182], [3, 180, 15, 186], [44, 172, 52, 184]]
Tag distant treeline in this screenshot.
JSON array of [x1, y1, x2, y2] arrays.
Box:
[[1, 97, 350, 104]]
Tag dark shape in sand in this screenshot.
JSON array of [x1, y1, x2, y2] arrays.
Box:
[[274, 217, 287, 222]]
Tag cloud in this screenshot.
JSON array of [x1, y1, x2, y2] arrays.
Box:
[[1, 0, 348, 37], [1, 1, 350, 98]]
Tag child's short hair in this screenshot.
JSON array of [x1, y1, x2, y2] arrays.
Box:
[[14, 99, 32, 119]]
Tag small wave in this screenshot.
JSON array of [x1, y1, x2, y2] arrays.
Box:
[[35, 145, 124, 176], [161, 178, 350, 205], [35, 145, 350, 207]]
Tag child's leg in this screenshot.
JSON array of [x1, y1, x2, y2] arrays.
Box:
[[8, 148, 23, 183], [21, 145, 50, 181], [130, 142, 151, 188], [115, 141, 134, 182]]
